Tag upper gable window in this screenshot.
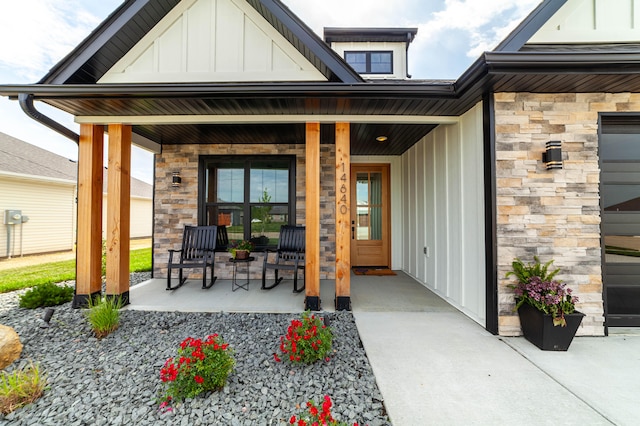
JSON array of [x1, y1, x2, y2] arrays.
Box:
[[345, 51, 393, 74]]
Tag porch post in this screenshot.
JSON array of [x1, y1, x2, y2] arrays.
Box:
[[305, 122, 321, 310], [105, 124, 131, 305], [73, 124, 104, 308], [335, 122, 351, 310]]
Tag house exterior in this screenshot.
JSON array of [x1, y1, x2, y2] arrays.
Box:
[[2, 0, 640, 336], [0, 132, 152, 259]]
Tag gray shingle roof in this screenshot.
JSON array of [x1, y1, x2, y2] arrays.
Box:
[[0, 131, 152, 198]]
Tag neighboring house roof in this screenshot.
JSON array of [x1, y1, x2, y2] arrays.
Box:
[[0, 132, 152, 198], [2, 0, 640, 155], [0, 132, 76, 182]]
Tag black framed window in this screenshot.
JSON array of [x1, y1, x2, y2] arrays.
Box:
[[344, 51, 393, 74], [200, 156, 295, 249]]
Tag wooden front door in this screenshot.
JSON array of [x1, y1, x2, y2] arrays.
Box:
[[350, 164, 390, 267]]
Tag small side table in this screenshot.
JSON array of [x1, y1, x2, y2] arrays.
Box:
[[230, 256, 255, 291]]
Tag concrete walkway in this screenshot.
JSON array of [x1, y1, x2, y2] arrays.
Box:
[[127, 272, 640, 425], [357, 311, 640, 425]]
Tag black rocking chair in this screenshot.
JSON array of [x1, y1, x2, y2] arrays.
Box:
[[262, 225, 305, 293], [167, 225, 218, 290]]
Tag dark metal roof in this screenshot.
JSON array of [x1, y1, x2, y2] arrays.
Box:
[[4, 0, 640, 155], [324, 27, 418, 46]]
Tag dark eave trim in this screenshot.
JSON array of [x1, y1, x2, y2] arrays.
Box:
[[5, 51, 640, 106], [258, 0, 364, 83], [0, 82, 456, 100], [324, 27, 418, 45], [494, 0, 569, 52], [485, 51, 640, 72]]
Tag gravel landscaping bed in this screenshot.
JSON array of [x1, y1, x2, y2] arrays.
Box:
[[0, 274, 390, 425]]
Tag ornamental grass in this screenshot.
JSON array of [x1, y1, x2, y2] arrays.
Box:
[[0, 362, 46, 415]]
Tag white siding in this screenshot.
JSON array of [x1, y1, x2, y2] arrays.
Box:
[[102, 195, 152, 239], [99, 0, 326, 83], [0, 175, 75, 257], [400, 103, 486, 325], [530, 0, 640, 44]]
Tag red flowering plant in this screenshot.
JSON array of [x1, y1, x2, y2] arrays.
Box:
[[289, 395, 360, 426], [507, 257, 579, 327], [274, 311, 332, 364], [159, 334, 234, 410]]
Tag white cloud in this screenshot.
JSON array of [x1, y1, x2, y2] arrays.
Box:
[[283, 0, 413, 36], [416, 0, 542, 58], [0, 0, 102, 82]]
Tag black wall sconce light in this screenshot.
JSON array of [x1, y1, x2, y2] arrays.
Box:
[[542, 141, 563, 170], [172, 172, 182, 187]]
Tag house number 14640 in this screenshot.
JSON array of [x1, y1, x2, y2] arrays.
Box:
[[338, 163, 348, 215]]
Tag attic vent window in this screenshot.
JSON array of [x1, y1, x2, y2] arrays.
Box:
[[345, 51, 393, 74]]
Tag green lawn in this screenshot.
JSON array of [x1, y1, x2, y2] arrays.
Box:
[[0, 248, 152, 294]]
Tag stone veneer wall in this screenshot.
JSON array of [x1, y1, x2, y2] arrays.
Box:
[[493, 92, 640, 336], [153, 143, 336, 281]]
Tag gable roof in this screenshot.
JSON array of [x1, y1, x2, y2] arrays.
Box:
[[41, 0, 362, 85], [3, 0, 640, 156], [0, 132, 152, 198]]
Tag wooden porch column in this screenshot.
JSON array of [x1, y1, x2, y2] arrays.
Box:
[[335, 122, 351, 310], [73, 124, 104, 308], [305, 122, 321, 310], [105, 124, 131, 304]]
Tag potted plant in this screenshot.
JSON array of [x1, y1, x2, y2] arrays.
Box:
[[228, 240, 254, 260], [506, 256, 584, 351]]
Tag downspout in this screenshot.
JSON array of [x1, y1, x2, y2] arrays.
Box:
[[18, 93, 80, 144]]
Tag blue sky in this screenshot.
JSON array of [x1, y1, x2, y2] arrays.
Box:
[[0, 0, 541, 184]]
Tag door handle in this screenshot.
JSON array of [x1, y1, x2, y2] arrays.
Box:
[[352, 226, 355, 239]]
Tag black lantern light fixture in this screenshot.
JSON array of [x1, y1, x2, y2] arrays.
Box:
[[542, 141, 563, 170], [172, 171, 182, 187]]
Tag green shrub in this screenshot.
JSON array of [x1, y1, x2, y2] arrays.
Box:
[[18, 283, 74, 309], [85, 296, 123, 339], [0, 362, 46, 415], [505, 256, 560, 284]]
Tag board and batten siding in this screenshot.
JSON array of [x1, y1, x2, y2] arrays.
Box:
[[530, 0, 640, 44], [400, 103, 486, 325], [99, 0, 326, 84], [0, 174, 76, 257]]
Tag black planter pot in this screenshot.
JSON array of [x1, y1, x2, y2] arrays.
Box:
[[517, 303, 585, 351]]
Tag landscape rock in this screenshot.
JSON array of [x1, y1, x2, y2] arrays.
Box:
[[0, 324, 22, 369]]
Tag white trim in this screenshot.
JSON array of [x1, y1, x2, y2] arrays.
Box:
[[0, 171, 76, 186], [76, 115, 460, 125], [100, 71, 327, 83]]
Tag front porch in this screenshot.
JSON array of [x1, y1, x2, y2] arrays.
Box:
[[125, 271, 454, 314]]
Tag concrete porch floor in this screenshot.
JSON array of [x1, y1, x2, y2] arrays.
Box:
[[127, 270, 451, 313], [127, 272, 640, 425]]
